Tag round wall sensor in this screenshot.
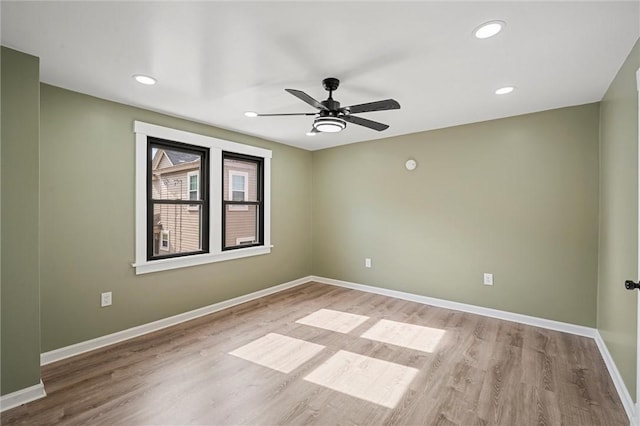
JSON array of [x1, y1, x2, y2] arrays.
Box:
[[405, 159, 417, 171]]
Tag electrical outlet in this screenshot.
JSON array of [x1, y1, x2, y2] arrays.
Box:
[[483, 273, 493, 286], [101, 291, 112, 307], [365, 258, 372, 268]]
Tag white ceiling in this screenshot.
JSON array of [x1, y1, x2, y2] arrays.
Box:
[[2, 1, 638, 151]]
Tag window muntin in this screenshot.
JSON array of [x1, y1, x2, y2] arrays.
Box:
[[148, 139, 209, 260], [134, 121, 272, 274], [222, 154, 263, 250]]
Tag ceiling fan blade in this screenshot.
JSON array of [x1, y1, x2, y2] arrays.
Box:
[[342, 115, 389, 131], [345, 99, 400, 114], [256, 112, 317, 117], [285, 89, 328, 111]]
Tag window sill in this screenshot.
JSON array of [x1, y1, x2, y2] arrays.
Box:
[[132, 245, 272, 275]]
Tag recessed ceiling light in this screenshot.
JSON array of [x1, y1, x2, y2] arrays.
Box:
[[133, 74, 156, 85], [244, 111, 258, 117], [474, 20, 505, 39], [495, 86, 514, 95]]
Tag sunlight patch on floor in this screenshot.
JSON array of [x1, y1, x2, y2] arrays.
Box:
[[229, 333, 325, 373], [304, 350, 418, 408], [360, 319, 445, 353], [295, 308, 370, 333]]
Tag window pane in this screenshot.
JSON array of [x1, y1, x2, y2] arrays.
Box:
[[151, 146, 201, 201], [224, 158, 258, 202], [153, 203, 202, 256], [224, 205, 258, 248]]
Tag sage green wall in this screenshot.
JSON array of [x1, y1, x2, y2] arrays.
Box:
[[1, 47, 41, 395], [598, 39, 640, 400], [313, 103, 600, 327], [39, 84, 313, 352]]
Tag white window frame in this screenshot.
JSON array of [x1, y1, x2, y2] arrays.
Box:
[[228, 170, 249, 211], [160, 230, 170, 251], [133, 121, 272, 275]]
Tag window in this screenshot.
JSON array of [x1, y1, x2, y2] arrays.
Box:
[[148, 138, 208, 260], [228, 170, 249, 211], [187, 171, 200, 211], [160, 230, 170, 251], [134, 121, 272, 274], [236, 236, 256, 245], [223, 153, 263, 250], [188, 171, 199, 201], [230, 172, 247, 201]]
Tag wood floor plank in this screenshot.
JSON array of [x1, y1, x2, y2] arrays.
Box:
[[1, 282, 627, 425]]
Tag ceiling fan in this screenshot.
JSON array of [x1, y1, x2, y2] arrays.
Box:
[[245, 77, 400, 134]]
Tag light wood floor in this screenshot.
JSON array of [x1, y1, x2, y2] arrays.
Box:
[[2, 282, 627, 425]]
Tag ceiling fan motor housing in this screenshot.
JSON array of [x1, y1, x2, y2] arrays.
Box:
[[321, 99, 341, 114], [322, 77, 340, 92]]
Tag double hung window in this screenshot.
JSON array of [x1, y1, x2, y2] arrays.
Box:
[[134, 122, 271, 274], [148, 138, 208, 260], [223, 153, 263, 249]]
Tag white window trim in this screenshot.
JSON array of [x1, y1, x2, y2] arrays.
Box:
[[133, 121, 272, 275], [228, 170, 249, 211], [160, 230, 170, 251]]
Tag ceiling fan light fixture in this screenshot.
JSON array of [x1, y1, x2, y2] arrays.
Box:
[[313, 117, 346, 133], [474, 20, 505, 39]]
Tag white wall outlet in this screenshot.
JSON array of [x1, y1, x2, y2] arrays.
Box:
[[101, 291, 112, 307], [365, 258, 372, 268], [483, 273, 493, 286]]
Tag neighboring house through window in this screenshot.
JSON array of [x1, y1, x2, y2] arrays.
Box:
[[134, 121, 272, 274]]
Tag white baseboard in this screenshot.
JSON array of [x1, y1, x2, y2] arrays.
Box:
[[311, 276, 596, 338], [594, 330, 636, 422], [0, 380, 46, 412], [41, 276, 311, 365]]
